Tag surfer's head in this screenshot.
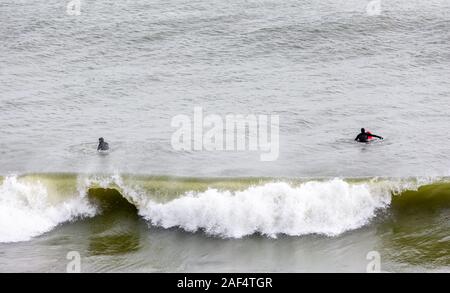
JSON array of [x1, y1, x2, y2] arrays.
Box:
[[99, 137, 104, 143], [361, 128, 365, 133]]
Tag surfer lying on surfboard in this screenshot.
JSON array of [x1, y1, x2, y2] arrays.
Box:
[[355, 128, 383, 143]]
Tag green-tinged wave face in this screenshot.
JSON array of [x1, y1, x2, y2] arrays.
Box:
[[119, 175, 277, 201], [86, 188, 141, 256], [88, 188, 138, 215], [391, 182, 450, 211], [15, 173, 276, 202], [17, 173, 81, 203], [0, 173, 448, 267]]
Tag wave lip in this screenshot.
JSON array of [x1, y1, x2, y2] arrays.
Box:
[[140, 179, 392, 238]]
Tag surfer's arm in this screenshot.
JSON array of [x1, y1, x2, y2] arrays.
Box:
[[371, 134, 383, 139], [355, 134, 361, 141]]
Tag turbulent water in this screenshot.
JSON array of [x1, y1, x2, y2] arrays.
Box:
[[1, 0, 449, 272], [0, 174, 449, 272]]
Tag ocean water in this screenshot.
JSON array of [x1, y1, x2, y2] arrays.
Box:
[[0, 0, 449, 272]]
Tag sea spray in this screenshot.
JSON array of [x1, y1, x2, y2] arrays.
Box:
[[0, 176, 96, 243]]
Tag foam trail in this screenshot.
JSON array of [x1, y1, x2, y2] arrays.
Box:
[[0, 176, 96, 243], [139, 179, 392, 238]]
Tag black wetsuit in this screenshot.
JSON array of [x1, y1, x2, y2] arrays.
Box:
[[97, 141, 109, 151], [355, 132, 383, 143]]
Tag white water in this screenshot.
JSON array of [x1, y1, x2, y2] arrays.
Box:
[[0, 176, 96, 243], [140, 179, 392, 238], [0, 174, 435, 242], [2, 0, 450, 272]]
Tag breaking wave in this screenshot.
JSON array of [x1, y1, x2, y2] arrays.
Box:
[[0, 173, 447, 243]]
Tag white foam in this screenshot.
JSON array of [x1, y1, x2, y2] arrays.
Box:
[[0, 176, 96, 243], [0, 175, 410, 242], [139, 179, 392, 238]]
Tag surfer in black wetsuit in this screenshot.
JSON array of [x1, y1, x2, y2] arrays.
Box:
[[97, 137, 109, 151], [355, 128, 383, 143]]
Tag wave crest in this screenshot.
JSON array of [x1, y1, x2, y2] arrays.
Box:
[[140, 179, 391, 238], [0, 176, 95, 243], [0, 173, 447, 242]]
